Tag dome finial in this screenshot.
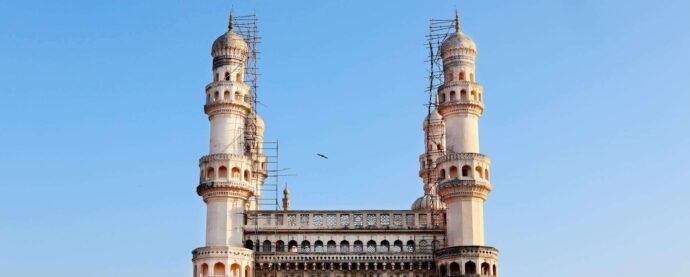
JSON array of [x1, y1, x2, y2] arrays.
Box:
[[228, 8, 234, 30], [455, 9, 461, 33]]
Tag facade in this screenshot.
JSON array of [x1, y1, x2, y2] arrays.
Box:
[[191, 11, 499, 277]]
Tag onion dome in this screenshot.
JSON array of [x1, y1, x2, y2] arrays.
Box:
[[212, 12, 248, 54], [423, 109, 443, 128], [440, 11, 477, 53], [411, 194, 446, 211]]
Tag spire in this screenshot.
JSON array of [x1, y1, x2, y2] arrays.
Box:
[[228, 9, 234, 30], [455, 9, 461, 33], [282, 183, 290, 211]]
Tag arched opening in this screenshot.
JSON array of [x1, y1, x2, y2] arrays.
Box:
[[201, 263, 209, 276], [327, 240, 337, 253], [406, 240, 415, 252], [214, 91, 219, 101], [340, 240, 350, 253], [214, 262, 226, 276], [224, 72, 230, 81], [353, 240, 363, 253], [393, 240, 403, 253], [437, 144, 443, 151], [438, 169, 446, 181], [300, 240, 311, 253], [460, 90, 467, 100], [471, 90, 477, 100], [449, 166, 458, 178], [366, 240, 376, 253], [214, 73, 219, 82], [236, 73, 242, 82], [288, 240, 298, 252], [464, 261, 477, 275], [446, 72, 454, 81], [462, 165, 471, 177], [262, 240, 272, 253], [245, 239, 254, 250], [380, 240, 390, 253], [230, 263, 241, 277], [244, 94, 250, 103], [440, 93, 446, 103], [459, 71, 466, 80], [231, 167, 241, 178], [476, 166, 484, 179], [439, 264, 447, 277], [244, 170, 250, 180], [449, 91, 457, 101], [235, 91, 241, 101], [245, 265, 251, 277], [224, 90, 230, 100], [493, 264, 497, 276], [481, 263, 491, 275], [218, 166, 228, 178], [449, 262, 461, 276], [206, 167, 215, 179], [276, 240, 285, 252], [314, 240, 324, 253]]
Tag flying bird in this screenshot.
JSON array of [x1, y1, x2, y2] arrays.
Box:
[[316, 153, 329, 159]]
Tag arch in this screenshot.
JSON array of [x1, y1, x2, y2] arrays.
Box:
[[244, 94, 250, 103], [446, 72, 454, 81], [262, 240, 272, 253], [327, 240, 337, 253], [449, 166, 458, 178], [439, 264, 447, 277], [206, 167, 215, 179], [485, 169, 489, 180], [464, 261, 477, 275], [470, 73, 475, 81], [380, 240, 390, 253], [459, 71, 466, 80], [406, 240, 415, 252], [244, 170, 250, 180], [481, 262, 491, 275], [245, 265, 252, 277], [201, 263, 209, 276], [224, 72, 230, 81], [366, 240, 376, 253], [230, 263, 241, 277], [231, 167, 241, 178], [236, 73, 242, 82], [224, 90, 230, 100], [235, 91, 241, 101], [475, 166, 484, 179], [437, 144, 443, 151], [314, 240, 324, 253], [276, 240, 285, 252], [449, 262, 461, 276], [460, 89, 467, 100], [393, 240, 403, 253], [438, 169, 446, 181], [440, 93, 446, 103], [300, 240, 311, 253], [462, 165, 471, 177], [471, 90, 477, 100], [218, 166, 228, 178], [353, 240, 363, 253], [340, 240, 350, 253], [449, 91, 457, 101], [214, 262, 226, 275], [288, 240, 298, 252], [214, 91, 219, 101], [214, 73, 219, 82], [245, 239, 254, 250]]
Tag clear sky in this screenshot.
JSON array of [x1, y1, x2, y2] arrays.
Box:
[[1, 0, 689, 276]]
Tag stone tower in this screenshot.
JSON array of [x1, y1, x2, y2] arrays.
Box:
[[434, 11, 499, 276], [192, 12, 267, 277]]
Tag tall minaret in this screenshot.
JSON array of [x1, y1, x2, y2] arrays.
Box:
[[434, 10, 499, 276], [192, 11, 267, 277]]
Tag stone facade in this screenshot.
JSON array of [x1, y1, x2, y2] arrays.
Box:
[[191, 10, 500, 277]]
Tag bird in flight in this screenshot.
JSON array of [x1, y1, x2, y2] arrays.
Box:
[[316, 153, 329, 159]]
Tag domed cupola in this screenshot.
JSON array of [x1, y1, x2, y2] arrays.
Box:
[[211, 12, 249, 57], [411, 194, 446, 211], [440, 11, 477, 55]]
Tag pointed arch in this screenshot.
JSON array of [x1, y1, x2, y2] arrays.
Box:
[[231, 167, 241, 178], [449, 91, 457, 101], [460, 89, 467, 100], [449, 166, 458, 178], [201, 263, 209, 276], [224, 90, 230, 100], [224, 72, 230, 81], [218, 166, 228, 178], [449, 262, 460, 275], [475, 166, 484, 179], [206, 167, 215, 179], [462, 165, 471, 177], [459, 71, 466, 80], [464, 261, 477, 275], [340, 240, 350, 253], [213, 262, 226, 276]]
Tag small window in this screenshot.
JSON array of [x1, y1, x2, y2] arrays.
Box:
[[224, 72, 231, 81]]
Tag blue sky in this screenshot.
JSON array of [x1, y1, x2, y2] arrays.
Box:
[[1, 0, 689, 276]]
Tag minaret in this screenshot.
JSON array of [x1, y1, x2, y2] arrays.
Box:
[[192, 11, 266, 277], [411, 97, 446, 211], [434, 10, 499, 276]]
